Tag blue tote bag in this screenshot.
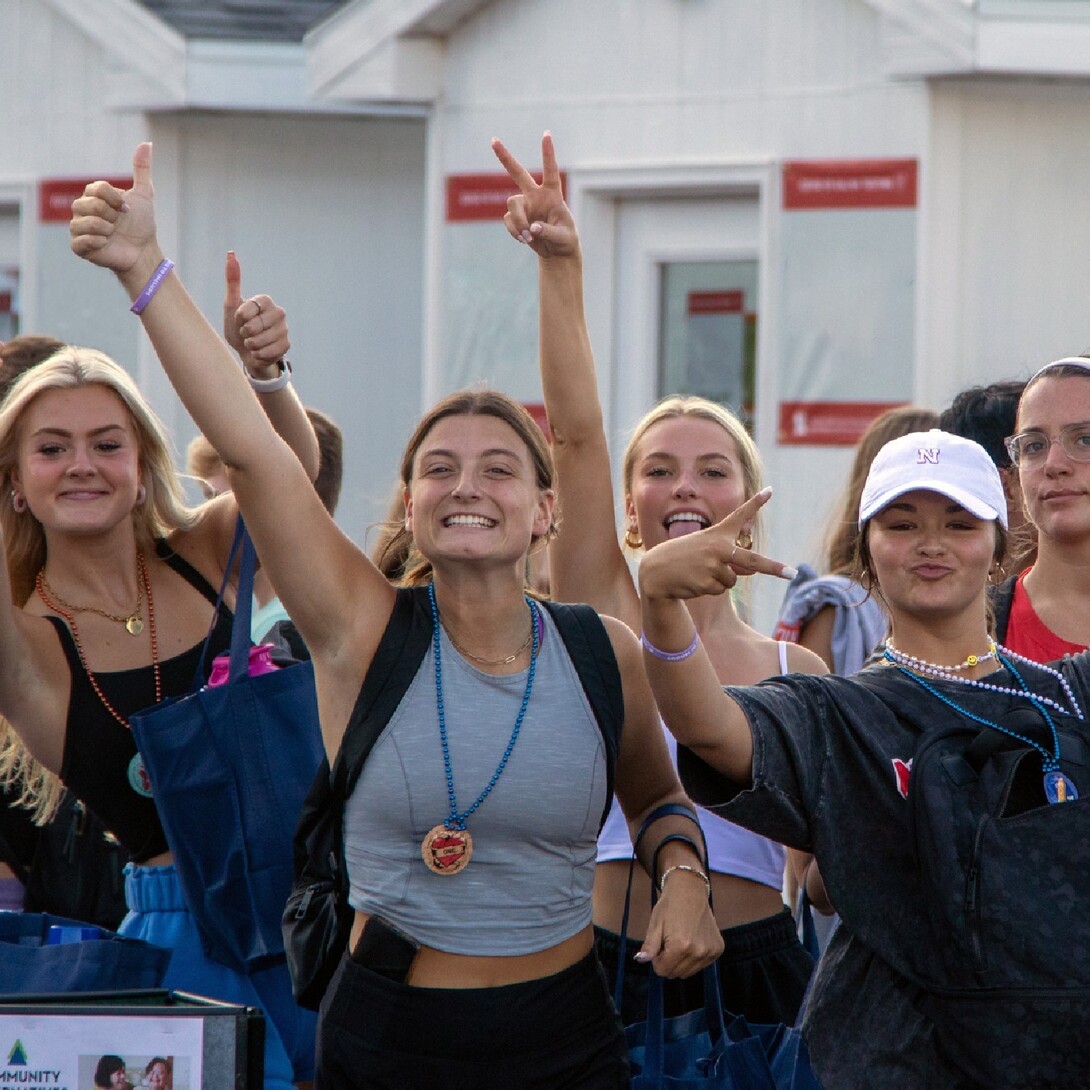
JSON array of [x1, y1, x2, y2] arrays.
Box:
[[620, 807, 823, 1089], [0, 912, 170, 994], [131, 519, 324, 972]]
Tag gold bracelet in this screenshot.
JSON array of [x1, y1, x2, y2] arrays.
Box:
[[658, 864, 711, 900]]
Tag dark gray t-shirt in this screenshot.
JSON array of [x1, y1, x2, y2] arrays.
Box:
[[678, 661, 1090, 1089]]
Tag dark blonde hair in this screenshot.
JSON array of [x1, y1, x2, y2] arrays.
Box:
[[0, 347, 196, 605], [621, 395, 762, 548], [376, 388, 557, 587], [825, 406, 939, 576]]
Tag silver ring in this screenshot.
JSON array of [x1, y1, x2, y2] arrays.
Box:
[[729, 544, 739, 564]]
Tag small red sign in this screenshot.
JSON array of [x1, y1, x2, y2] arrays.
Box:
[[523, 402, 553, 443], [687, 290, 744, 315], [39, 177, 132, 223], [778, 400, 906, 446], [446, 171, 567, 223], [783, 159, 917, 211]]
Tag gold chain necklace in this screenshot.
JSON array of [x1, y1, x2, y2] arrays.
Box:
[[38, 560, 145, 636], [443, 607, 535, 667], [34, 552, 161, 729]]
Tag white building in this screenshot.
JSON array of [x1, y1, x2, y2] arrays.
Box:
[[5, 0, 1090, 627]]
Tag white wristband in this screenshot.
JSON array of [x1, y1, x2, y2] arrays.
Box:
[[245, 358, 292, 393]]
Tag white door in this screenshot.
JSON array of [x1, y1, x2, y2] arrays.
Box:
[[608, 195, 785, 626]]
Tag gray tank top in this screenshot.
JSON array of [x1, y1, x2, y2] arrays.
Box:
[[343, 606, 608, 955]]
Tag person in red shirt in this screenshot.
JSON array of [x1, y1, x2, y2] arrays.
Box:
[[1000, 357, 1090, 660]]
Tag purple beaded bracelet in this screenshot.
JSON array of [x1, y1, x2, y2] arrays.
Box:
[[640, 630, 700, 663], [130, 258, 175, 315]]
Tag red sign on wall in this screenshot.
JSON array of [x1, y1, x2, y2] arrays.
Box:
[[522, 402, 553, 443], [687, 290, 744, 315], [783, 159, 917, 210], [778, 400, 906, 446], [446, 172, 568, 223], [39, 177, 132, 223]]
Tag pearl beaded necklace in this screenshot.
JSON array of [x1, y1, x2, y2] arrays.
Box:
[[883, 639, 1084, 722]]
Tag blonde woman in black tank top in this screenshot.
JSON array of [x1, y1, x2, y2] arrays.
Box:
[[0, 264, 320, 1088]]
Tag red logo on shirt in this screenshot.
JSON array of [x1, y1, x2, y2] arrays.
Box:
[[892, 758, 912, 798]]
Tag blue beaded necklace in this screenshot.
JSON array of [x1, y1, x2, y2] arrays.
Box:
[[890, 651, 1080, 804], [420, 582, 540, 874]]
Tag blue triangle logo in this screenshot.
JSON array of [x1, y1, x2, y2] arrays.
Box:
[[7, 1040, 27, 1065]]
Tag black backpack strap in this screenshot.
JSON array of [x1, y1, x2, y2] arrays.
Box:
[[332, 585, 434, 798], [326, 586, 434, 892], [541, 600, 624, 830]]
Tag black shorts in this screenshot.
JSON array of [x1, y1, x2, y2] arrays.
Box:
[[316, 948, 629, 1089], [596, 905, 814, 1028]]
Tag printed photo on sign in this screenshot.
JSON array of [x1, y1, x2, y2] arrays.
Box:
[[0, 1015, 201, 1089], [79, 1053, 186, 1089]]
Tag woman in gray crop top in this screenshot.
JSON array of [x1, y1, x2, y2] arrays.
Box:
[[69, 143, 727, 1089]]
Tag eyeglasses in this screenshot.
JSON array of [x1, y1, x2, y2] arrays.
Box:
[[1005, 424, 1090, 467]]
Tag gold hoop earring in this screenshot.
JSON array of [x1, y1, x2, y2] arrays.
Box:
[[623, 527, 643, 550], [735, 529, 753, 551]]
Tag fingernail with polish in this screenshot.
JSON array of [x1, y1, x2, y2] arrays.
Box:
[[781, 566, 798, 581], [633, 951, 652, 963]]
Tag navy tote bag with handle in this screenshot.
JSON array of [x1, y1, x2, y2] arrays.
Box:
[[131, 519, 324, 972]]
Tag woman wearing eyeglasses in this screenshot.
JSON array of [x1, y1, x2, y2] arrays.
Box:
[[997, 357, 1090, 660]]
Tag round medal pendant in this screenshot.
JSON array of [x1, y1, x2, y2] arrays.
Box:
[[421, 824, 472, 875], [1044, 770, 1079, 805], [127, 753, 154, 798], [125, 615, 144, 636]]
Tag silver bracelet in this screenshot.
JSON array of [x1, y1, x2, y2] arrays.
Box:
[[658, 863, 711, 900], [246, 358, 292, 393]]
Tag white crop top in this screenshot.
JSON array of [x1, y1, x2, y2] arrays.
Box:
[[596, 641, 789, 891]]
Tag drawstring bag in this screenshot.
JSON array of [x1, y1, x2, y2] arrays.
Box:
[[0, 912, 170, 994], [131, 518, 324, 972], [619, 807, 822, 1089]]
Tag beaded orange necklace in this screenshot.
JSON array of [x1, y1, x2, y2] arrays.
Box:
[[34, 552, 162, 729]]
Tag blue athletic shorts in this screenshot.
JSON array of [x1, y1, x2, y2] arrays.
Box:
[[119, 862, 316, 1089]]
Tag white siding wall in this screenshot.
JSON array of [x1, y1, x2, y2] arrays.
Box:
[[431, 0, 932, 630], [922, 77, 1090, 404], [2, 1, 427, 548]]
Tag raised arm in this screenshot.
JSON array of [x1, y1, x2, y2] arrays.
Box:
[[222, 250, 320, 481], [493, 134, 638, 629], [69, 145, 394, 671], [637, 489, 794, 784]]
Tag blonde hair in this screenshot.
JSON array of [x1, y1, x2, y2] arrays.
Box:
[[621, 395, 763, 547], [185, 434, 223, 482], [0, 347, 198, 822]]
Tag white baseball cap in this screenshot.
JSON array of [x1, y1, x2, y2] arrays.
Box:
[[858, 429, 1008, 529]]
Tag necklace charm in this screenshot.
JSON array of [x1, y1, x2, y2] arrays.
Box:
[[423, 583, 540, 878], [1044, 769, 1079, 805], [421, 824, 473, 875], [125, 615, 144, 636]]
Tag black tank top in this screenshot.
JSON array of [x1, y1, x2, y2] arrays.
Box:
[[55, 541, 234, 861]]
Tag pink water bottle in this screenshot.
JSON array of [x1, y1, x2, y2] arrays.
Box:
[[206, 643, 279, 687]]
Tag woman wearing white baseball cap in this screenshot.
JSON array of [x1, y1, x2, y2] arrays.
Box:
[[636, 428, 1090, 1089]]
